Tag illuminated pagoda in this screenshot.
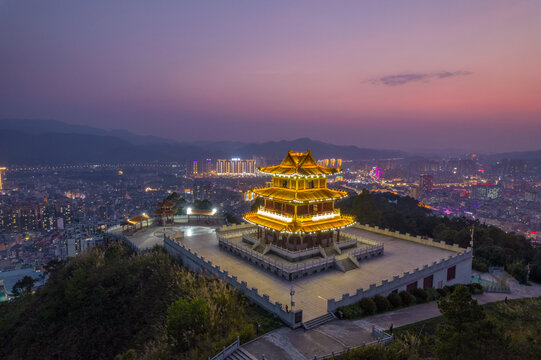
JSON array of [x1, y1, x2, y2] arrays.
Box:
[[155, 199, 178, 225], [244, 150, 355, 250]]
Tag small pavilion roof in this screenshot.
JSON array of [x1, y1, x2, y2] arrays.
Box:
[[154, 208, 178, 215], [156, 199, 175, 208], [258, 150, 340, 176], [253, 187, 347, 203], [121, 214, 150, 225]]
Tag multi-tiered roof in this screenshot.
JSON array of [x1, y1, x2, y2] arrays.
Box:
[[244, 150, 355, 235]]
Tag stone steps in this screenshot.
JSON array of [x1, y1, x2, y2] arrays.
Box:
[[226, 347, 258, 360], [302, 312, 336, 330], [336, 257, 359, 272]]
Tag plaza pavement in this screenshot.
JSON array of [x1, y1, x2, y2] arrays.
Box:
[[118, 224, 458, 322], [180, 226, 456, 321]]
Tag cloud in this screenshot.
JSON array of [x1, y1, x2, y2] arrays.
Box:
[[368, 70, 472, 86]]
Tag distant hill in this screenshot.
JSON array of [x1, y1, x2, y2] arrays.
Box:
[[488, 149, 541, 161], [0, 119, 405, 165], [0, 119, 176, 145]]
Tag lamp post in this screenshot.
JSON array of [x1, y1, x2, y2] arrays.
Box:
[[290, 285, 295, 312]]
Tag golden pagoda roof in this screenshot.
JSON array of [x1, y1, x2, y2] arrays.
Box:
[[244, 212, 355, 234], [258, 150, 340, 177], [253, 187, 347, 203]]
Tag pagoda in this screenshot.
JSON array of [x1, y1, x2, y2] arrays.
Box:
[[244, 150, 355, 250], [154, 199, 178, 225]]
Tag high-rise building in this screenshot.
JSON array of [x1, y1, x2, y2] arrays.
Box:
[[317, 159, 343, 169], [0, 167, 6, 190], [216, 158, 256, 175], [190, 160, 199, 175], [472, 185, 502, 200], [419, 174, 434, 192]]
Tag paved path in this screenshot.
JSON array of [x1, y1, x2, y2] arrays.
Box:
[[243, 320, 374, 360], [242, 279, 541, 359]]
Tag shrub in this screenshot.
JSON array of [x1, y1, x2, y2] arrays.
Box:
[[506, 261, 528, 284], [387, 292, 402, 308], [360, 297, 377, 315], [436, 288, 447, 298], [373, 295, 391, 313], [410, 288, 429, 303], [467, 283, 484, 295], [425, 287, 440, 301], [472, 257, 489, 272], [443, 285, 456, 295], [399, 291, 416, 306], [339, 304, 363, 319]]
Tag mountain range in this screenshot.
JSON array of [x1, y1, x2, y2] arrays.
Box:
[[1, 119, 540, 165], [0, 119, 404, 165]]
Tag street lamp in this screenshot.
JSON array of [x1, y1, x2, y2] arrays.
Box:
[[290, 285, 295, 311]]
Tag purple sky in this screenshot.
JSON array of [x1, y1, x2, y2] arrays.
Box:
[[1, 1, 540, 152]]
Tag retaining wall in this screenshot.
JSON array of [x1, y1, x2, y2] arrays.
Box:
[[327, 249, 472, 312], [164, 235, 303, 328]]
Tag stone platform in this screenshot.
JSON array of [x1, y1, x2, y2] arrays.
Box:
[[110, 222, 469, 323]]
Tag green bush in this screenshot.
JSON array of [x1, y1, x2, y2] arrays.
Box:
[[373, 295, 391, 313], [399, 290, 416, 306], [506, 262, 528, 284], [437, 288, 447, 298], [339, 303, 363, 319], [360, 297, 377, 315], [387, 292, 402, 308], [425, 287, 440, 301], [472, 257, 489, 272], [410, 288, 429, 303], [467, 283, 484, 295], [443, 285, 456, 295]]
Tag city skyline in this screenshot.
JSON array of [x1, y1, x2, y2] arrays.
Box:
[[1, 1, 540, 152]]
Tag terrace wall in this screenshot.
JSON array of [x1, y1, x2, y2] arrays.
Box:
[[163, 235, 303, 328], [327, 249, 472, 312]]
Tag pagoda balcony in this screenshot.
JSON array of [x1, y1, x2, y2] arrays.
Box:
[[257, 208, 293, 223], [297, 209, 340, 222]]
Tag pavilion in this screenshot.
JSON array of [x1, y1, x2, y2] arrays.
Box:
[[120, 214, 150, 233]]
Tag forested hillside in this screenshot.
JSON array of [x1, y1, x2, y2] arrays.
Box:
[[0, 244, 280, 360], [338, 190, 541, 283]]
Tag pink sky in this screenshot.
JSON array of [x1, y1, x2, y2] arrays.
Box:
[[1, 1, 540, 151]]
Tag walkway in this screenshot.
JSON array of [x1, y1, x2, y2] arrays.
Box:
[[242, 279, 541, 360]]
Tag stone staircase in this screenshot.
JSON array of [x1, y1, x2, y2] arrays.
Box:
[[226, 347, 258, 360], [323, 246, 339, 258], [336, 257, 359, 272], [302, 312, 336, 330]]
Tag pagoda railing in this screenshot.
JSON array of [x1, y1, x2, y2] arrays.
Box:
[[348, 243, 384, 260], [219, 236, 335, 278], [296, 209, 340, 221]]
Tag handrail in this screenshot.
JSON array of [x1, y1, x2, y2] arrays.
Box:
[[219, 236, 334, 273], [313, 330, 394, 359], [208, 336, 239, 360]]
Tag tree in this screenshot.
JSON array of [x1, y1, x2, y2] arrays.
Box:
[[167, 297, 210, 351], [250, 197, 264, 212], [351, 189, 381, 225], [436, 285, 507, 360], [11, 276, 35, 297]]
